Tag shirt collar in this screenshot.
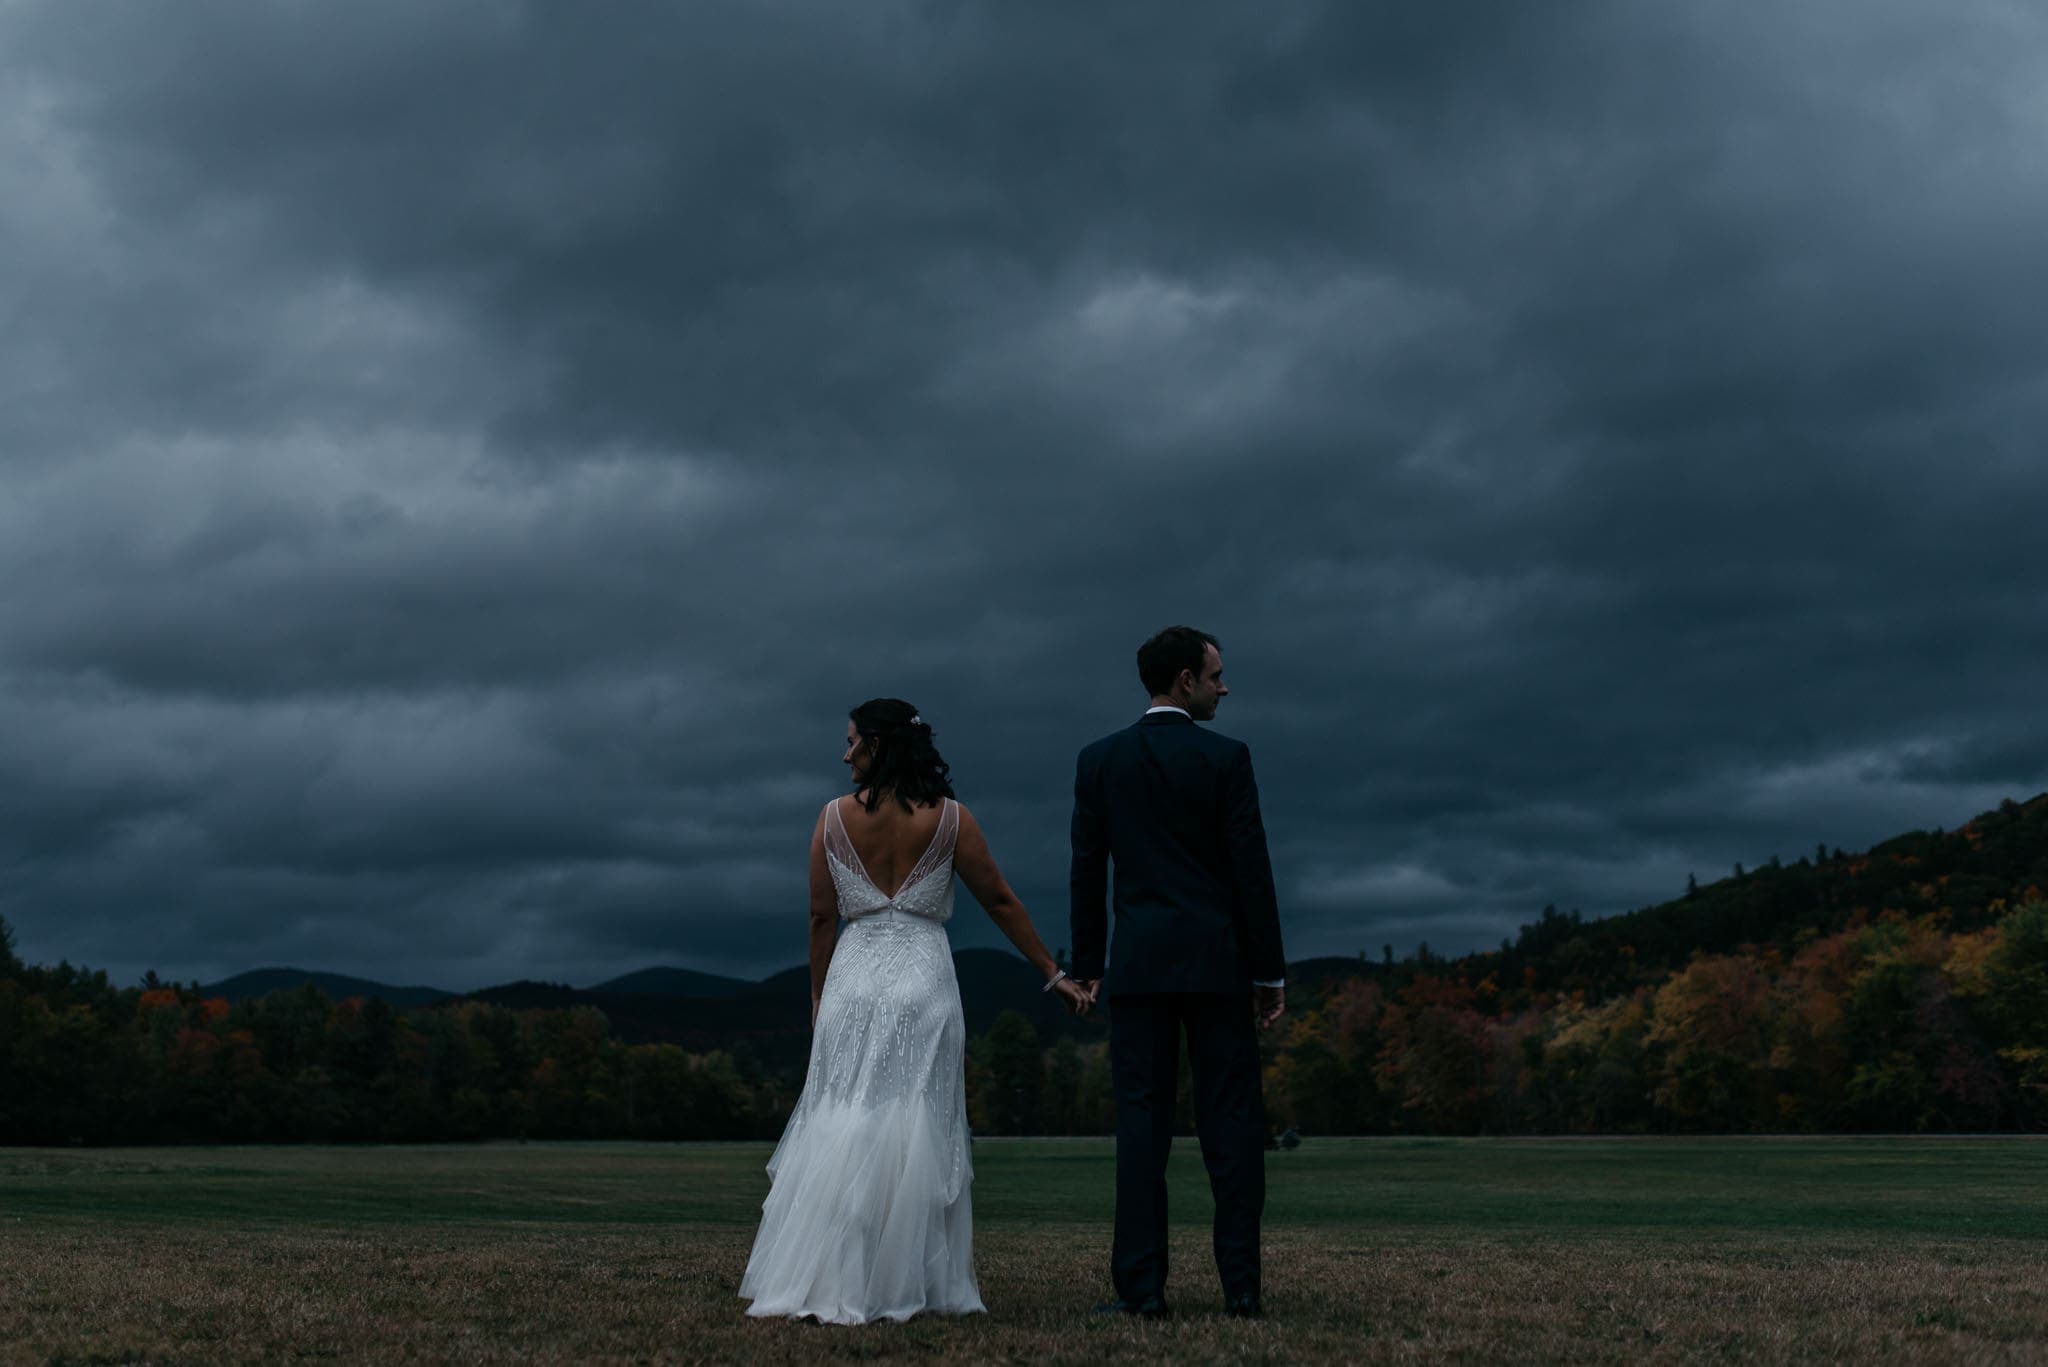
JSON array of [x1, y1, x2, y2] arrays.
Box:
[[1145, 705, 1191, 718]]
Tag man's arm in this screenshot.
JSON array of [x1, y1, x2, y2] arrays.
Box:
[[1224, 742, 1285, 985], [1069, 751, 1109, 984]]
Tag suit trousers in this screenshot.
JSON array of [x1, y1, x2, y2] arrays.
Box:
[[1107, 991, 1265, 1302]]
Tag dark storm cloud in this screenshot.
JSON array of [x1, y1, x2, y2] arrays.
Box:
[[4, 1, 2046, 989]]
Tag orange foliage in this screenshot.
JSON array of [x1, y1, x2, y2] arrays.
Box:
[[167, 1027, 220, 1075], [1789, 927, 1863, 996], [1402, 974, 1477, 1011], [1325, 979, 1385, 1065]]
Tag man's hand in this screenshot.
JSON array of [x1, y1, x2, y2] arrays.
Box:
[[1253, 984, 1285, 1031], [1078, 979, 1101, 1010]]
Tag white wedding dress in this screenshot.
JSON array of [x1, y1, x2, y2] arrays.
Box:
[[739, 796, 985, 1324]]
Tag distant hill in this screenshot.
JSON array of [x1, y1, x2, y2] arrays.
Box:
[[432, 947, 1107, 1071], [200, 967, 453, 1010], [191, 793, 2048, 1063], [446, 972, 810, 1067], [587, 965, 752, 997], [1282, 954, 1387, 993], [1462, 790, 2048, 1008]]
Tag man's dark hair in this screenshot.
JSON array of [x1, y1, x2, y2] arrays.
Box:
[[1136, 626, 1220, 697], [848, 697, 957, 812]]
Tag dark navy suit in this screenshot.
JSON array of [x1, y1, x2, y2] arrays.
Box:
[[1070, 709, 1284, 1303]]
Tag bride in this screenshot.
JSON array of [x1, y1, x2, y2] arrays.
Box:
[[739, 698, 1094, 1324]]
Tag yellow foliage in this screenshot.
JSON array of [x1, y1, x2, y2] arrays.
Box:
[[1646, 955, 1769, 1054], [1545, 992, 1644, 1056], [1943, 927, 2001, 998]]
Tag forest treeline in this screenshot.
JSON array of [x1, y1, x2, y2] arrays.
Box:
[[4, 796, 2045, 1143]]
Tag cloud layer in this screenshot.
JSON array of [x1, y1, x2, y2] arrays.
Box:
[[5, 2, 2046, 988]]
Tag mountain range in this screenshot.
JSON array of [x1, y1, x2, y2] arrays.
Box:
[[199, 967, 458, 1010], [201, 962, 757, 1006], [199, 791, 2048, 1069], [201, 949, 1108, 1068]]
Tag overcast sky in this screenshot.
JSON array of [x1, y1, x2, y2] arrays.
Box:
[[4, 2, 2045, 991]]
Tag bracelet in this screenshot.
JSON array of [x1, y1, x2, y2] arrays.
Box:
[[1042, 969, 1069, 993]]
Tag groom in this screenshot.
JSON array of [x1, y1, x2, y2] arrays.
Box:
[[1070, 625, 1286, 1320]]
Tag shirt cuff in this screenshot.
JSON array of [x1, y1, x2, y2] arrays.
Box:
[[1251, 978, 1285, 988]]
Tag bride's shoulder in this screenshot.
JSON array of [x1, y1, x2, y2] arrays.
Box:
[[911, 794, 958, 830]]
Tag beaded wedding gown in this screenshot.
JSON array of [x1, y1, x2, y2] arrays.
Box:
[[739, 796, 985, 1324]]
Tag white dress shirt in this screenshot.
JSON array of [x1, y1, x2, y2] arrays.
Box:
[[1142, 704, 1283, 989]]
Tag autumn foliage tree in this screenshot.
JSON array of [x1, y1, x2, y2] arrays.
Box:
[[6, 793, 2048, 1142]]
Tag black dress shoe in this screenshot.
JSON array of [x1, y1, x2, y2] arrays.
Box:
[[1224, 1290, 1263, 1319], [1095, 1295, 1170, 1319]]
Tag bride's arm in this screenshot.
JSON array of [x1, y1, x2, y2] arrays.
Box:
[[953, 803, 1072, 990], [807, 809, 837, 1024]]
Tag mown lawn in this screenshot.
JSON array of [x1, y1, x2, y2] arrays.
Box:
[[3, 1137, 2045, 1363]]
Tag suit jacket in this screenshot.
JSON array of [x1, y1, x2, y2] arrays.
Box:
[[1069, 711, 1284, 995]]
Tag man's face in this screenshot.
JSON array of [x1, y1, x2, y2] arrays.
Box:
[[1184, 644, 1228, 720]]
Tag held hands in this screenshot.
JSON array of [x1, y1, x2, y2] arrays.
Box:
[[1253, 984, 1285, 1031], [1052, 976, 1095, 1017]]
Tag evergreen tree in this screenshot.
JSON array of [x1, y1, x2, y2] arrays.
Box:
[[1044, 1035, 1082, 1134], [985, 1011, 1043, 1135]]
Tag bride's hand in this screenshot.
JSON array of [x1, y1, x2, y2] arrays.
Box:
[[810, 995, 821, 1030], [1053, 977, 1093, 1017]]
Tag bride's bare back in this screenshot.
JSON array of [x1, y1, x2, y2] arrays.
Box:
[[833, 793, 947, 900]]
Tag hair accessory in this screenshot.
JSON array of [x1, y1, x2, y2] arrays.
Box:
[[910, 714, 924, 725]]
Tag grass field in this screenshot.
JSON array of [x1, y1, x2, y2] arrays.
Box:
[[3, 1137, 2045, 1363]]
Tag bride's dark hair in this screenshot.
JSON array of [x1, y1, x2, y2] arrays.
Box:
[[849, 698, 956, 813]]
